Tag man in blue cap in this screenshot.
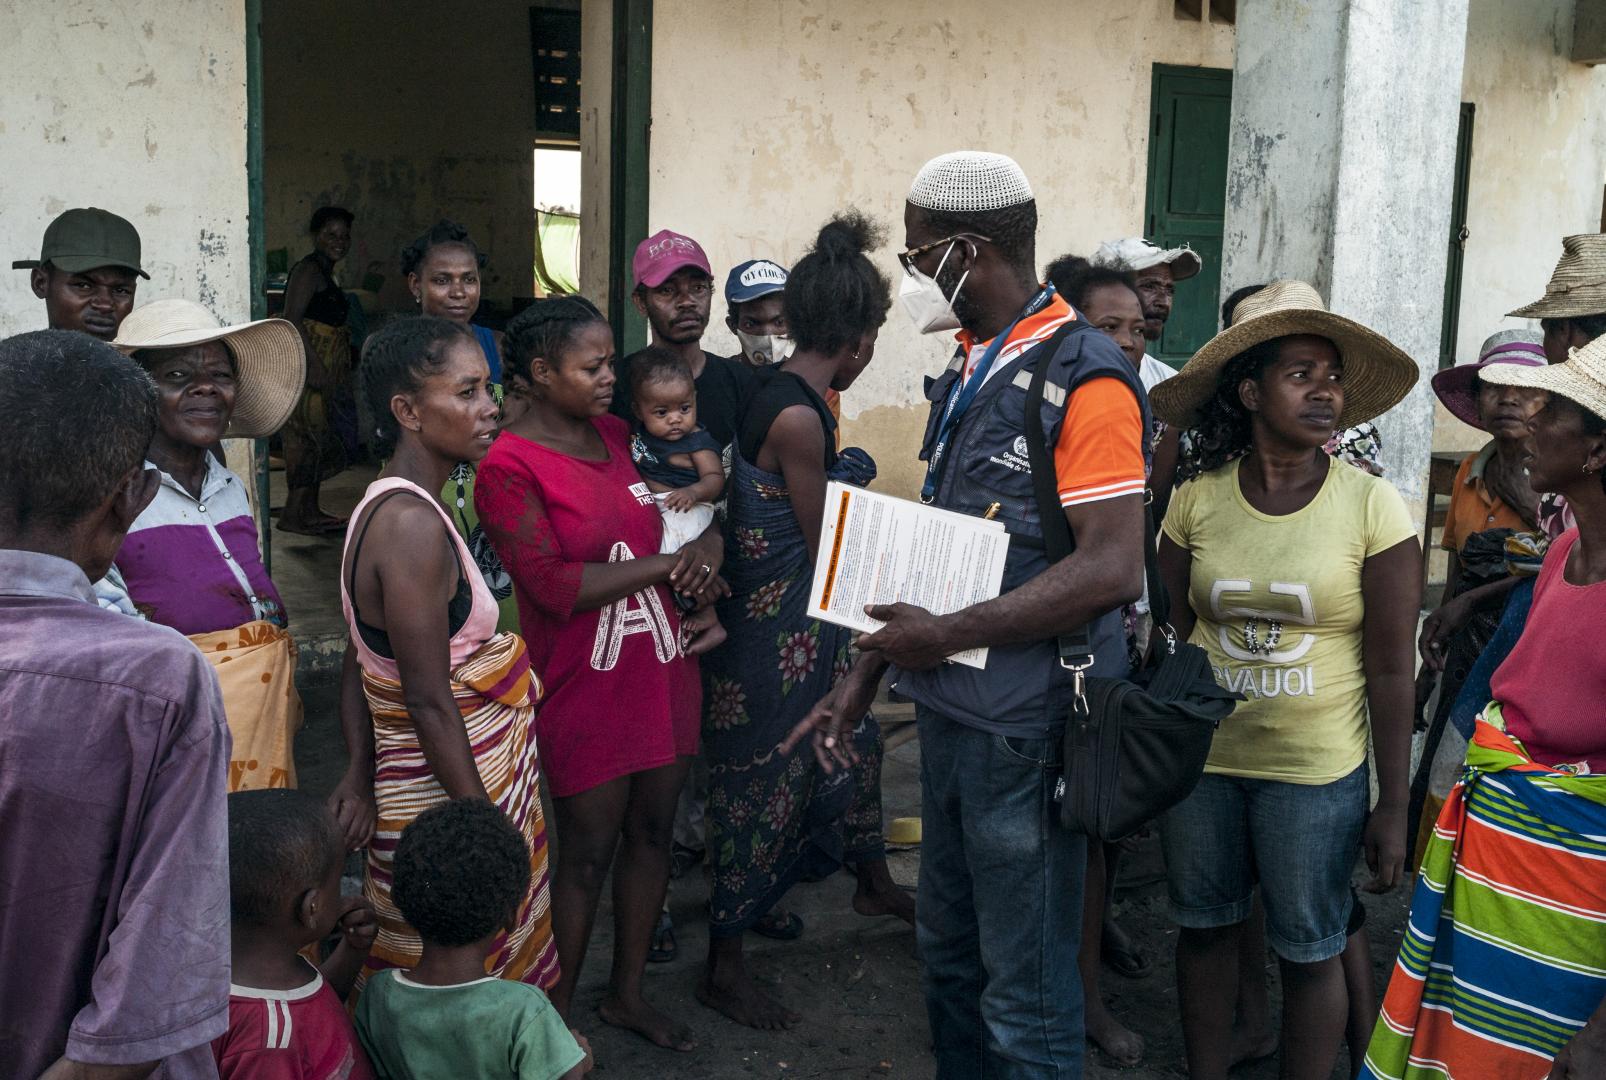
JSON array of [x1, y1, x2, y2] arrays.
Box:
[[14, 208, 148, 342], [723, 258, 791, 367]]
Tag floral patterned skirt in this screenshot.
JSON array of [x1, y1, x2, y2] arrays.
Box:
[[700, 447, 884, 937]]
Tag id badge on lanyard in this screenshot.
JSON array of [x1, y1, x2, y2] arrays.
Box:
[[920, 286, 1056, 503]]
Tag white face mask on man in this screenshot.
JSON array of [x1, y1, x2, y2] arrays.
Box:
[[736, 330, 795, 366], [898, 240, 968, 335]]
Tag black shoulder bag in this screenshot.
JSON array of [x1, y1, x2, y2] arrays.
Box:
[[1022, 347, 1240, 842]]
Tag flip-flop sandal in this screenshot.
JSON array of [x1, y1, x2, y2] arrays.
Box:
[[670, 842, 705, 879], [648, 911, 677, 964], [750, 911, 804, 941], [1102, 932, 1153, 979]]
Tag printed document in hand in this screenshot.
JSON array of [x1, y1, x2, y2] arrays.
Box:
[[807, 481, 1010, 669]]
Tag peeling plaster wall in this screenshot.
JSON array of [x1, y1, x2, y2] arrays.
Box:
[[261, 1, 537, 313], [1437, 0, 1606, 452], [647, 0, 1235, 497], [0, 2, 250, 335]]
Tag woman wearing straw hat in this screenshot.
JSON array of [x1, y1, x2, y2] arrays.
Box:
[[1362, 333, 1606, 1080], [110, 298, 308, 791], [1407, 331, 1546, 859], [1149, 281, 1421, 1080]]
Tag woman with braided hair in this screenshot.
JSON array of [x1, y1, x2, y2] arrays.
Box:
[[476, 295, 726, 1052]]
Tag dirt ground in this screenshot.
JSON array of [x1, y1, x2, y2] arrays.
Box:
[[296, 679, 1409, 1079]]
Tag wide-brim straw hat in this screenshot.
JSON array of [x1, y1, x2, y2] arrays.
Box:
[[1430, 329, 1546, 430], [1149, 279, 1419, 429], [1481, 332, 1606, 424], [1507, 234, 1606, 319], [113, 299, 305, 438]]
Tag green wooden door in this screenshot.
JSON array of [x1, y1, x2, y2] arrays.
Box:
[[1144, 64, 1233, 368]]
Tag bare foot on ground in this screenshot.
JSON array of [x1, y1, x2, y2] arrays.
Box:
[[598, 994, 695, 1052], [696, 963, 800, 1031], [852, 861, 916, 925], [1086, 1001, 1145, 1066], [1230, 1021, 1278, 1067]]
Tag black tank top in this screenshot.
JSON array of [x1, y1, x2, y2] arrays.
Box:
[[294, 256, 350, 326], [346, 490, 473, 660], [737, 368, 837, 470]]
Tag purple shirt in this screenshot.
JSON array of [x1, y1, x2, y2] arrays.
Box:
[[113, 456, 286, 635], [0, 549, 232, 1078]]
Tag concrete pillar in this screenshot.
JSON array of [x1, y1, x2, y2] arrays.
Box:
[[1222, 0, 1471, 516]]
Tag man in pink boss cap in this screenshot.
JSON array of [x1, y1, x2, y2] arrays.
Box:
[[610, 230, 758, 969], [611, 229, 756, 449]]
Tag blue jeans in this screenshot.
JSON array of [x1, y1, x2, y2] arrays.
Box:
[[917, 706, 1086, 1079], [1158, 764, 1369, 963]]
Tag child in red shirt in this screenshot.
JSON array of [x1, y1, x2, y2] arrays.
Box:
[[213, 789, 378, 1079]]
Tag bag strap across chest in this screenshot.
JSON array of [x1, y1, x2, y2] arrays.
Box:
[[1020, 329, 1169, 673]]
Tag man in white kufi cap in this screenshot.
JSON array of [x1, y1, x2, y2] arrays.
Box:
[[796, 150, 1151, 1077]]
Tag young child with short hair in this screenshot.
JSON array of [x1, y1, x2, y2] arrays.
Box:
[[627, 346, 726, 553], [214, 789, 378, 1079], [356, 799, 591, 1080]]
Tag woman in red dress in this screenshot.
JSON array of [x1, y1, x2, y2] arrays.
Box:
[[476, 296, 725, 1053]]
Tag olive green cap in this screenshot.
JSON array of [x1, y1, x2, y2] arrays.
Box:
[[13, 207, 148, 278]]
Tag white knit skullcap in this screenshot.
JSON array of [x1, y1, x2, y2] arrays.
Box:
[[908, 151, 1034, 213]]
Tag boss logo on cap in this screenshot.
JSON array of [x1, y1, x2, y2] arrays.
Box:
[[740, 263, 787, 288], [648, 237, 699, 259]]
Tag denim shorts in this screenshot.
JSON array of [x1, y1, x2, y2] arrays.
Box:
[[1159, 763, 1369, 964]]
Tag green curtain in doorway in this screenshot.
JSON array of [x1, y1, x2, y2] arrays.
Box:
[[535, 209, 580, 295]]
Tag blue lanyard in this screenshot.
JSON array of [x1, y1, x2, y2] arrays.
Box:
[[920, 286, 1057, 503]]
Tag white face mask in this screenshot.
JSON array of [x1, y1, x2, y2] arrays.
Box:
[[898, 241, 967, 334], [736, 331, 794, 366]]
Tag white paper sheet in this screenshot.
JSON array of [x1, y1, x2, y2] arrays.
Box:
[[806, 482, 1010, 669]]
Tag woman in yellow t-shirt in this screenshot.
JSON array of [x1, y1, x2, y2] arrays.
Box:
[[1149, 281, 1420, 1080]]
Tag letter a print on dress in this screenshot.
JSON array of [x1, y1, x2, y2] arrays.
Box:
[[591, 541, 677, 670]]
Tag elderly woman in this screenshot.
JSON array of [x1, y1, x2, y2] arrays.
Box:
[[280, 205, 355, 535], [109, 298, 306, 791], [1362, 333, 1606, 1080], [1408, 330, 1546, 857], [1150, 281, 1421, 1080]]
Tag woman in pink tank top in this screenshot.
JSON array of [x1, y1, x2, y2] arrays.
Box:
[[332, 317, 562, 1001], [476, 297, 726, 1053]]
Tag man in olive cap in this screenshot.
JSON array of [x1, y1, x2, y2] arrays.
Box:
[[14, 207, 148, 341]]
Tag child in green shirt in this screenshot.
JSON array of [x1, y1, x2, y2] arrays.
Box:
[[356, 799, 591, 1080]]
